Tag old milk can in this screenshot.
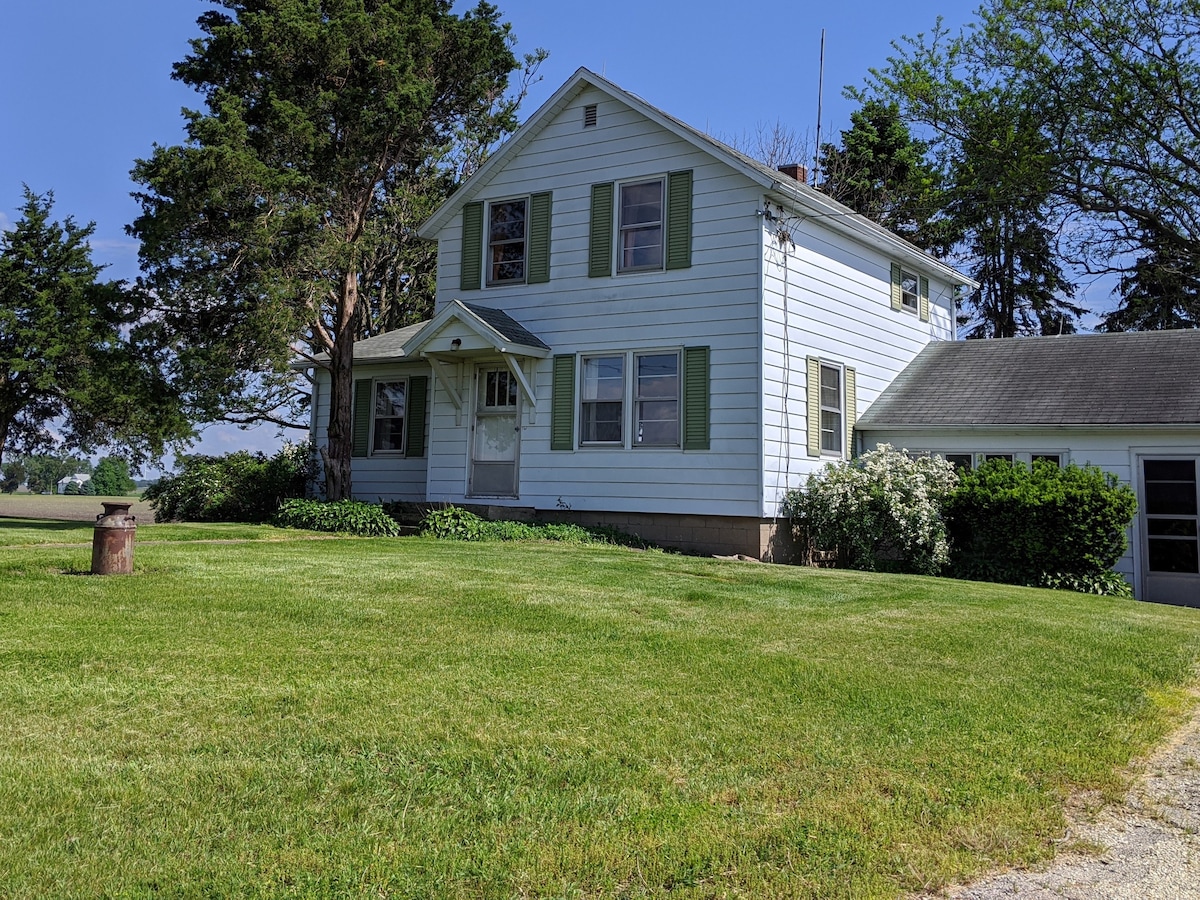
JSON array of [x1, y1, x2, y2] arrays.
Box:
[[91, 501, 136, 575]]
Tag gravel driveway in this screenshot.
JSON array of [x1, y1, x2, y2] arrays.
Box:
[[921, 698, 1200, 899]]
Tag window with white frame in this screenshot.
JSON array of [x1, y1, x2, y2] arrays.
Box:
[[579, 350, 681, 447], [934, 451, 1065, 470], [634, 353, 680, 446], [580, 355, 625, 444], [618, 178, 664, 272], [372, 380, 407, 453], [819, 363, 843, 455], [487, 198, 527, 285], [899, 268, 919, 312]]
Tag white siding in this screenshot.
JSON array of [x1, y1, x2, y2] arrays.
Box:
[[759, 217, 957, 516], [858, 425, 1200, 597], [427, 86, 765, 517], [311, 364, 430, 502]]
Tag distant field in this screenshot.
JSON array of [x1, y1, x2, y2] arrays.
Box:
[[3, 523, 1200, 898], [0, 492, 155, 523]]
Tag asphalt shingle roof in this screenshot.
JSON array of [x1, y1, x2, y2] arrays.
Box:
[[460, 302, 550, 351], [857, 330, 1200, 427]]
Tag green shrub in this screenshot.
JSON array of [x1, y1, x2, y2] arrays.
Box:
[[783, 445, 958, 574], [420, 506, 654, 548], [273, 499, 401, 536], [1038, 569, 1135, 598], [945, 459, 1138, 593], [421, 506, 486, 540], [144, 443, 315, 523]]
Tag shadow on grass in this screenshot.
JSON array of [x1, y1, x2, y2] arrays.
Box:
[[0, 518, 91, 534]]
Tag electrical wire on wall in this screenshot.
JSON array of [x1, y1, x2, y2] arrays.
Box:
[[761, 201, 798, 526]]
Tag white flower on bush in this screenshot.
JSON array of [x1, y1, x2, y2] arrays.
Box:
[[783, 445, 957, 574]]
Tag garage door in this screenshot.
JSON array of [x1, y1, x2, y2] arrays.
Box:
[[1141, 457, 1200, 606]]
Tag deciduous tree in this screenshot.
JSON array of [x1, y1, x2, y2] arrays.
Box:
[[91, 456, 137, 496]]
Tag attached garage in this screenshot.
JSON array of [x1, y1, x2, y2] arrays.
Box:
[[855, 330, 1200, 605]]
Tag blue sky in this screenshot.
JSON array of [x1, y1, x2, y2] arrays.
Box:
[[0, 0, 984, 465]]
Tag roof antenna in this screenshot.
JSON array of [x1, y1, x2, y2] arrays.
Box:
[[813, 28, 825, 187]]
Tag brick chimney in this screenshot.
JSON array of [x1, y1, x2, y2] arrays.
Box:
[[777, 163, 808, 184]]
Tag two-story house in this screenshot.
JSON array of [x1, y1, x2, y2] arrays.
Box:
[[306, 67, 973, 559]]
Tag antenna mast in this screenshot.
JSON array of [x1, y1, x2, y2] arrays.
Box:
[[814, 29, 825, 187]]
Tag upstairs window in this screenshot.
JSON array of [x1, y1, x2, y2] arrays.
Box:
[[618, 178, 664, 272], [899, 269, 919, 312], [890, 263, 930, 322], [487, 198, 527, 285]]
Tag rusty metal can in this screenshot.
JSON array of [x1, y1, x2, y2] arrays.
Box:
[[91, 501, 136, 575]]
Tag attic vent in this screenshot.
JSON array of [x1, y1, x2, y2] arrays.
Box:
[[583, 104, 597, 128]]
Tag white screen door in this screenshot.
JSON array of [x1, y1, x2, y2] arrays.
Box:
[[1142, 457, 1200, 606], [469, 366, 520, 497]]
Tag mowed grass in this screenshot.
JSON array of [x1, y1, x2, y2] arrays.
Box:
[[2, 524, 1199, 899]]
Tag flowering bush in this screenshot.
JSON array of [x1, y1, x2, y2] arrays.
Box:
[[783, 445, 958, 575]]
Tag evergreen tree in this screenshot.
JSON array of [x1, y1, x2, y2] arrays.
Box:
[[131, 0, 538, 500], [817, 100, 957, 253], [949, 102, 1082, 338], [0, 190, 191, 468], [1101, 226, 1200, 331]]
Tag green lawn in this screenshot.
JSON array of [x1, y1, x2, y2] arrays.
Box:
[[2, 521, 1199, 898]]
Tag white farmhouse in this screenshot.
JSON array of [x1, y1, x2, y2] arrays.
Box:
[[305, 68, 972, 559]]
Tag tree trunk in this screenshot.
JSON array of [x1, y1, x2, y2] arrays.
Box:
[[323, 269, 360, 501]]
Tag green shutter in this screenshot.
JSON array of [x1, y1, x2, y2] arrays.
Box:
[[460, 202, 483, 291], [588, 183, 613, 278], [918, 275, 930, 322], [889, 263, 902, 311], [404, 375, 428, 458], [551, 355, 576, 450], [845, 367, 857, 459], [666, 169, 693, 270], [352, 379, 372, 458], [682, 346, 710, 451], [806, 356, 820, 457], [527, 191, 552, 284]]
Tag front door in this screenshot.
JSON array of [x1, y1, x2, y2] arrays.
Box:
[[1141, 457, 1200, 606], [469, 366, 521, 498]]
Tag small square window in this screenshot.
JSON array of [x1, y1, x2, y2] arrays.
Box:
[[1032, 454, 1061, 467], [487, 198, 527, 285], [618, 179, 664, 272]]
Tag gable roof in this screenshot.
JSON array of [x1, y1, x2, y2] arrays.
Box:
[[459, 302, 550, 351], [400, 299, 550, 358], [419, 68, 974, 289], [857, 330, 1200, 428]]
